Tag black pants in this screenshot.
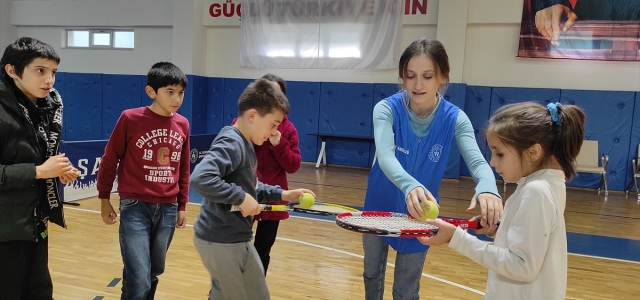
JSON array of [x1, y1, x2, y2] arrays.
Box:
[[0, 238, 53, 300], [253, 220, 280, 275]]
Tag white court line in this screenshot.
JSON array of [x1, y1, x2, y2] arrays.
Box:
[[268, 213, 640, 265], [66, 204, 640, 267], [274, 236, 485, 295], [65, 205, 482, 294], [567, 253, 640, 264]]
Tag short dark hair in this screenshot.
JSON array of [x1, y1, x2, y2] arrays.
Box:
[[146, 62, 188, 92], [238, 78, 289, 116], [0, 37, 60, 82], [261, 73, 287, 95], [399, 37, 450, 95]]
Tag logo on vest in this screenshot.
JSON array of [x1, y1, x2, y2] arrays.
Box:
[[428, 144, 444, 162], [395, 145, 410, 155]]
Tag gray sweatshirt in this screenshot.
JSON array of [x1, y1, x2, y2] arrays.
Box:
[[191, 126, 283, 243]]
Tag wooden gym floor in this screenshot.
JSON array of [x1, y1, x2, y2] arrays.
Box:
[[49, 163, 640, 299]]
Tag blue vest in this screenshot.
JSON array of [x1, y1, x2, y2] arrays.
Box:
[[364, 92, 458, 254]]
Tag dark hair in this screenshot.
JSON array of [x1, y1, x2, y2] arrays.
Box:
[[238, 78, 289, 116], [261, 73, 287, 95], [146, 62, 188, 92], [0, 37, 60, 82], [487, 102, 586, 179], [398, 37, 450, 95]]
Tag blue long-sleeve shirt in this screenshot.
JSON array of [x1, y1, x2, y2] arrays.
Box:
[[373, 98, 500, 201]]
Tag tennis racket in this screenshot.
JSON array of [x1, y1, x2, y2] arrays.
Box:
[[335, 211, 487, 237], [230, 201, 360, 216]]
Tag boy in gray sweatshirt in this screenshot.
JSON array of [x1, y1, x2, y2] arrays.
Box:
[[190, 78, 314, 300]]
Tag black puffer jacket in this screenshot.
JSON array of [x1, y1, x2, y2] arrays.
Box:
[[0, 78, 66, 242]]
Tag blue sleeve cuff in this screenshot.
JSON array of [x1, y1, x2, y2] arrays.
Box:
[[474, 179, 502, 202]]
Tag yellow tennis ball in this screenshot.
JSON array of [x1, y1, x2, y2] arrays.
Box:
[[420, 201, 439, 222], [299, 193, 315, 208]]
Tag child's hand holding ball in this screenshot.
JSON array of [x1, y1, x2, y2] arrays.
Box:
[[282, 189, 316, 207], [299, 192, 315, 208]]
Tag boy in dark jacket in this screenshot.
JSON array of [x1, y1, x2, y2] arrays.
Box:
[[0, 37, 79, 299], [191, 78, 313, 300], [232, 74, 302, 275]]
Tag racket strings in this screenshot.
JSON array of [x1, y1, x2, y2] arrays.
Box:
[[339, 215, 438, 230]]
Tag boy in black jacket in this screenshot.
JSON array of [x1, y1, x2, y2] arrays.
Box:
[[0, 37, 79, 299]]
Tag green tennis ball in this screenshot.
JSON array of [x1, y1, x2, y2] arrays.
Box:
[[420, 201, 439, 222], [299, 193, 315, 208]]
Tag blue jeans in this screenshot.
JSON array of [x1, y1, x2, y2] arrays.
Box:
[[362, 235, 428, 300], [119, 199, 177, 300]]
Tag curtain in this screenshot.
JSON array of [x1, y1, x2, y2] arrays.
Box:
[[240, 0, 403, 69]]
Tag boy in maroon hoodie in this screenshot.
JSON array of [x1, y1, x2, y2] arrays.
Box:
[[97, 62, 190, 299], [233, 73, 301, 275]]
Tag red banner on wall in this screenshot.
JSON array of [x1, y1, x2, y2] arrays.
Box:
[[518, 0, 640, 61], [203, 0, 432, 26]]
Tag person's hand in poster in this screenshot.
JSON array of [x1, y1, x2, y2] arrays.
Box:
[[535, 4, 578, 46]]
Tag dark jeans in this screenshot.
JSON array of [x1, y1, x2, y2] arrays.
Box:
[[362, 234, 427, 300], [118, 199, 177, 300], [253, 220, 280, 275], [0, 237, 53, 300]]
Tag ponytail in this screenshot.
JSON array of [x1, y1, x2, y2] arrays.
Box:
[[551, 104, 586, 180]]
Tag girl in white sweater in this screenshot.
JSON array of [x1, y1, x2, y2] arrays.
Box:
[[419, 101, 586, 300]]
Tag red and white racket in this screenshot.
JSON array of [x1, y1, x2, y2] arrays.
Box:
[[335, 211, 485, 238], [230, 201, 359, 216]]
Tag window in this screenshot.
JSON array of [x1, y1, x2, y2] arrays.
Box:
[[240, 0, 403, 69], [114, 31, 135, 49], [92, 32, 111, 46], [66, 29, 134, 49], [260, 24, 362, 59], [67, 30, 89, 47]]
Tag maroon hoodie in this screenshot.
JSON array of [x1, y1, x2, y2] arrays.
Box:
[[232, 116, 301, 220], [97, 107, 190, 211]]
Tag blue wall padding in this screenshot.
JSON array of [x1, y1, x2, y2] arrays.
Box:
[[206, 77, 225, 134], [443, 83, 467, 178], [178, 75, 194, 133], [223, 78, 252, 126], [54, 72, 66, 97], [139, 75, 150, 107], [319, 82, 374, 136], [287, 81, 321, 163], [444, 84, 467, 109], [319, 82, 374, 167], [561, 90, 636, 191], [189, 75, 209, 135], [371, 83, 400, 166], [101, 74, 142, 139], [460, 86, 493, 177], [627, 92, 640, 189], [489, 87, 561, 115], [64, 73, 103, 141], [53, 72, 640, 192], [54, 72, 67, 140], [372, 84, 401, 134]]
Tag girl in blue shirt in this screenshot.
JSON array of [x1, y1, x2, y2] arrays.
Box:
[[362, 37, 503, 300]]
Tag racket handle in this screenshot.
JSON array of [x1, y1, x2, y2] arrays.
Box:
[[230, 204, 267, 212], [441, 218, 500, 230], [467, 219, 501, 230]]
